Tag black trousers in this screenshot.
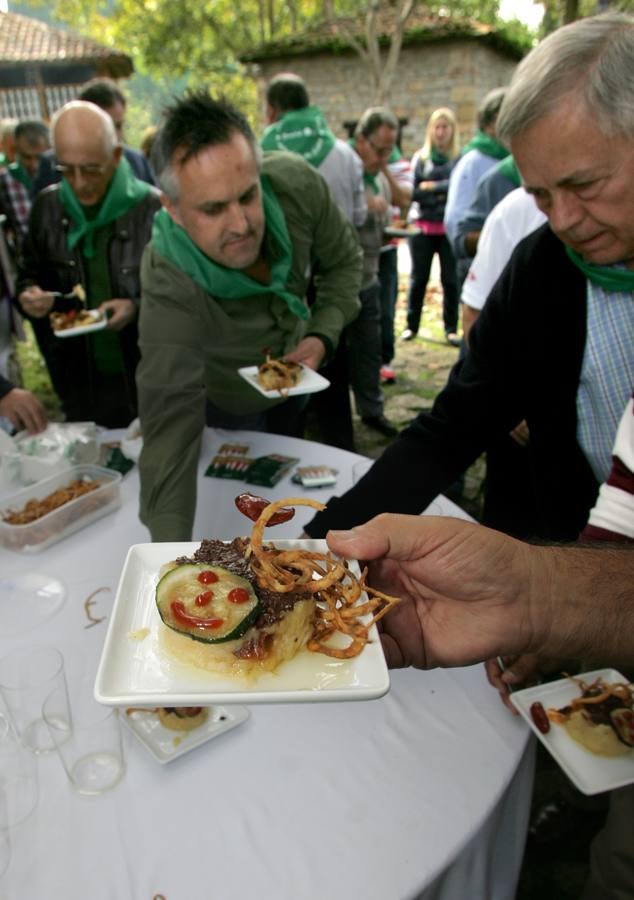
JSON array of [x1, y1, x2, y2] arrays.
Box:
[[406, 232, 458, 334]]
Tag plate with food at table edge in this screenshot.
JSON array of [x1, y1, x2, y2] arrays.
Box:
[[238, 363, 329, 399], [94, 539, 391, 707], [511, 668, 634, 795], [122, 704, 250, 764]]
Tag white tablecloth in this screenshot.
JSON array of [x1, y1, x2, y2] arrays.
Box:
[[0, 428, 534, 900]]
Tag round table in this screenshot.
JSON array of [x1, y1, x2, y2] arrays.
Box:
[[0, 428, 534, 900]]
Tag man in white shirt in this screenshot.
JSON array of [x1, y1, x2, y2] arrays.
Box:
[[461, 187, 546, 340]]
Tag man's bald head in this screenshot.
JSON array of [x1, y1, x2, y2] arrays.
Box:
[[52, 101, 118, 155], [51, 101, 122, 206]]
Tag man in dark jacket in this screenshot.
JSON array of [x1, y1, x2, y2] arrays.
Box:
[[17, 101, 161, 427], [304, 12, 634, 545], [33, 78, 155, 193]]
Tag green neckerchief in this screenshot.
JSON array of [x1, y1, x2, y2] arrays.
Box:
[[83, 218, 125, 375], [261, 107, 336, 168], [565, 247, 634, 292], [461, 130, 508, 161], [430, 147, 449, 165], [388, 146, 402, 164], [0, 153, 6, 168], [348, 138, 381, 194], [151, 175, 308, 320], [59, 156, 150, 259], [496, 155, 521, 188], [8, 161, 32, 191]]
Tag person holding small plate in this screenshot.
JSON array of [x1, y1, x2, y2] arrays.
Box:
[[137, 91, 362, 541], [16, 101, 161, 428]]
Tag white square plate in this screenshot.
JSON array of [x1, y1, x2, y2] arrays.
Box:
[[122, 705, 249, 764], [94, 540, 390, 707], [54, 310, 107, 338], [511, 668, 634, 795], [237, 364, 329, 398]]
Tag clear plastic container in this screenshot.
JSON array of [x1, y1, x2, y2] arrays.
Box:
[[0, 464, 121, 553]]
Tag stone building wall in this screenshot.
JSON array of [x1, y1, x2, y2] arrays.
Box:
[[253, 39, 518, 157]]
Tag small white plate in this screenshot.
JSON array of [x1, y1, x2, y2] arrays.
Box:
[[238, 364, 329, 398], [511, 668, 634, 795], [54, 310, 107, 338], [94, 540, 390, 707], [122, 705, 249, 764], [384, 226, 419, 238]]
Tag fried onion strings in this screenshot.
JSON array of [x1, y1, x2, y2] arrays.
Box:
[[248, 497, 401, 659]]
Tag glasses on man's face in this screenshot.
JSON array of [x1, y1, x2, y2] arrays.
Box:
[[55, 163, 107, 179], [367, 138, 394, 159]]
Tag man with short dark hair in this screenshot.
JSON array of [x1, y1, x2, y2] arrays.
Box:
[[444, 87, 509, 287], [137, 90, 362, 542], [0, 120, 49, 252], [33, 78, 155, 193], [262, 72, 366, 450], [17, 101, 161, 427], [262, 73, 366, 227]]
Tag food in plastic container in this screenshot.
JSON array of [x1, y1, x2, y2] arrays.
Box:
[[0, 464, 121, 553]]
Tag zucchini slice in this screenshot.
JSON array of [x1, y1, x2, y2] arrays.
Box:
[[156, 563, 261, 644]]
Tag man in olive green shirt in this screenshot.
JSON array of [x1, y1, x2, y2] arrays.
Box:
[[138, 92, 362, 541]]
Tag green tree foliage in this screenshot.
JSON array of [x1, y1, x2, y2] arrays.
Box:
[[18, 0, 538, 133]]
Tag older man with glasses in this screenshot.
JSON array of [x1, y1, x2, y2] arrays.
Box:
[[16, 101, 161, 427], [346, 108, 409, 438]]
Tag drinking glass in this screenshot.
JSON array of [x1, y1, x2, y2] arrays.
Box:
[[43, 679, 124, 796], [0, 646, 68, 753], [0, 715, 38, 827]]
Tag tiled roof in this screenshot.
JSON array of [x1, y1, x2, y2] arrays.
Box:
[[0, 11, 132, 73], [242, 11, 525, 62]]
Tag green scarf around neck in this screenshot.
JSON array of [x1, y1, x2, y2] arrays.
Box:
[[59, 156, 150, 258], [496, 155, 521, 188], [348, 138, 381, 194], [151, 174, 308, 320], [430, 147, 449, 165], [261, 107, 336, 169], [8, 161, 32, 191], [461, 130, 508, 161], [565, 247, 634, 292]]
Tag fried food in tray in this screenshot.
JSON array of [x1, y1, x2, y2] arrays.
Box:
[[256, 356, 302, 395], [0, 466, 121, 552], [548, 676, 634, 757], [156, 496, 400, 679], [2, 478, 100, 525]]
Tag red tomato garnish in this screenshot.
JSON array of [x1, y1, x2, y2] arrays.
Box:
[[170, 601, 223, 630], [234, 493, 295, 526], [197, 570, 219, 585], [67, 309, 77, 321], [195, 590, 214, 607], [228, 587, 251, 604]]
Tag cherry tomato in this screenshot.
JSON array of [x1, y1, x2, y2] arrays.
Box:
[[195, 591, 214, 607], [227, 587, 250, 604], [234, 493, 295, 526], [197, 570, 219, 585], [530, 701, 550, 734], [170, 601, 223, 630]]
